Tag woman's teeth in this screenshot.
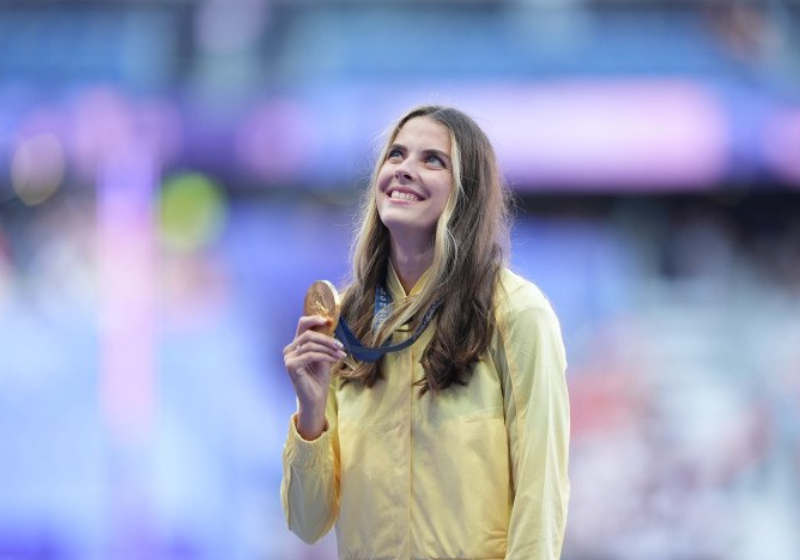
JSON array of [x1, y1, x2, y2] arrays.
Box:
[[391, 190, 421, 201]]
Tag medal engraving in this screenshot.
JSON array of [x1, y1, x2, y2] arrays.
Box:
[[303, 280, 341, 336]]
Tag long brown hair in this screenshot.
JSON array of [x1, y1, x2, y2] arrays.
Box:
[[333, 105, 512, 395]]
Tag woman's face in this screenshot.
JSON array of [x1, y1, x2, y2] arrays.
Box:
[[375, 116, 454, 243]]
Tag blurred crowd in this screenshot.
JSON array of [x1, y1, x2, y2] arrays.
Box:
[[1, 189, 799, 559]]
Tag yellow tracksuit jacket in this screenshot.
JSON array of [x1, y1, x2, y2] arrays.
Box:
[[282, 267, 570, 560]]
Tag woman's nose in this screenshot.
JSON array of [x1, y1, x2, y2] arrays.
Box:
[[394, 160, 414, 180]]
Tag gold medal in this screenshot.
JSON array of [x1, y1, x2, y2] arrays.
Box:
[[303, 280, 341, 336]]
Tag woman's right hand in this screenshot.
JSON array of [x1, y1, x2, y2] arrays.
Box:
[[283, 315, 347, 440]]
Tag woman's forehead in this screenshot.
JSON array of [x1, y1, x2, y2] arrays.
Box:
[[394, 116, 451, 151]]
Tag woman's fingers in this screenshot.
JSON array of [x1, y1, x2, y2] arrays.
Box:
[[285, 316, 345, 357], [295, 314, 333, 337], [283, 340, 345, 365], [286, 336, 345, 360]]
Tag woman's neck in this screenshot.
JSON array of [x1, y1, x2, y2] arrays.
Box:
[[389, 235, 434, 294]]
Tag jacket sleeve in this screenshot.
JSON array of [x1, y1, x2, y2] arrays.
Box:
[[497, 291, 570, 560], [280, 385, 340, 543]]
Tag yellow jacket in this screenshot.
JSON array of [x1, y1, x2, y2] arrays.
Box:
[[281, 267, 570, 560]]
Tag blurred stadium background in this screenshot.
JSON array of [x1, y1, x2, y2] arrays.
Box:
[[1, 0, 799, 559]]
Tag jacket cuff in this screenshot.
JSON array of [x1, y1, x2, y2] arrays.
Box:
[[285, 413, 330, 468]]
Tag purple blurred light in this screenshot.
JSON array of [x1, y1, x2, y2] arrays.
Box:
[[71, 89, 139, 182], [234, 98, 320, 183], [453, 81, 729, 191], [763, 108, 800, 185], [2, 80, 795, 192], [97, 146, 157, 441]]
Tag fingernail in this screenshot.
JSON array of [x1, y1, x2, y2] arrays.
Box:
[[334, 339, 343, 349], [338, 350, 347, 358]]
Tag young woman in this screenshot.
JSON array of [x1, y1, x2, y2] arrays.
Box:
[[282, 106, 570, 560]]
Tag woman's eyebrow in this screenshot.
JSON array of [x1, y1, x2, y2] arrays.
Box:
[[423, 148, 451, 162]]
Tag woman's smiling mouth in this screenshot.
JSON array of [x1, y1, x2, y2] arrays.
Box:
[[389, 188, 423, 202]]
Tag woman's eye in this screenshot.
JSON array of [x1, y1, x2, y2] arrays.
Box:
[[426, 154, 444, 166], [387, 149, 403, 160]]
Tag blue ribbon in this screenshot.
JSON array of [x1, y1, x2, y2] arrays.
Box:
[[334, 283, 439, 364]]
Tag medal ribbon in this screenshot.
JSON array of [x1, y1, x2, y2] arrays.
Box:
[[334, 283, 440, 364]]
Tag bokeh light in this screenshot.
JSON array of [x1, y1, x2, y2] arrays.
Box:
[[11, 133, 65, 206], [158, 172, 228, 253]]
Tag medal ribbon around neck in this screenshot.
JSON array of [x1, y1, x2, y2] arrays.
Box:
[[303, 279, 440, 364], [334, 283, 440, 364]]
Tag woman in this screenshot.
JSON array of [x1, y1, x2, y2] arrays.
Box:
[[282, 106, 570, 560]]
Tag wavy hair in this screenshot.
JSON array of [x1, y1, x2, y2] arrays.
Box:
[[333, 105, 512, 395]]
